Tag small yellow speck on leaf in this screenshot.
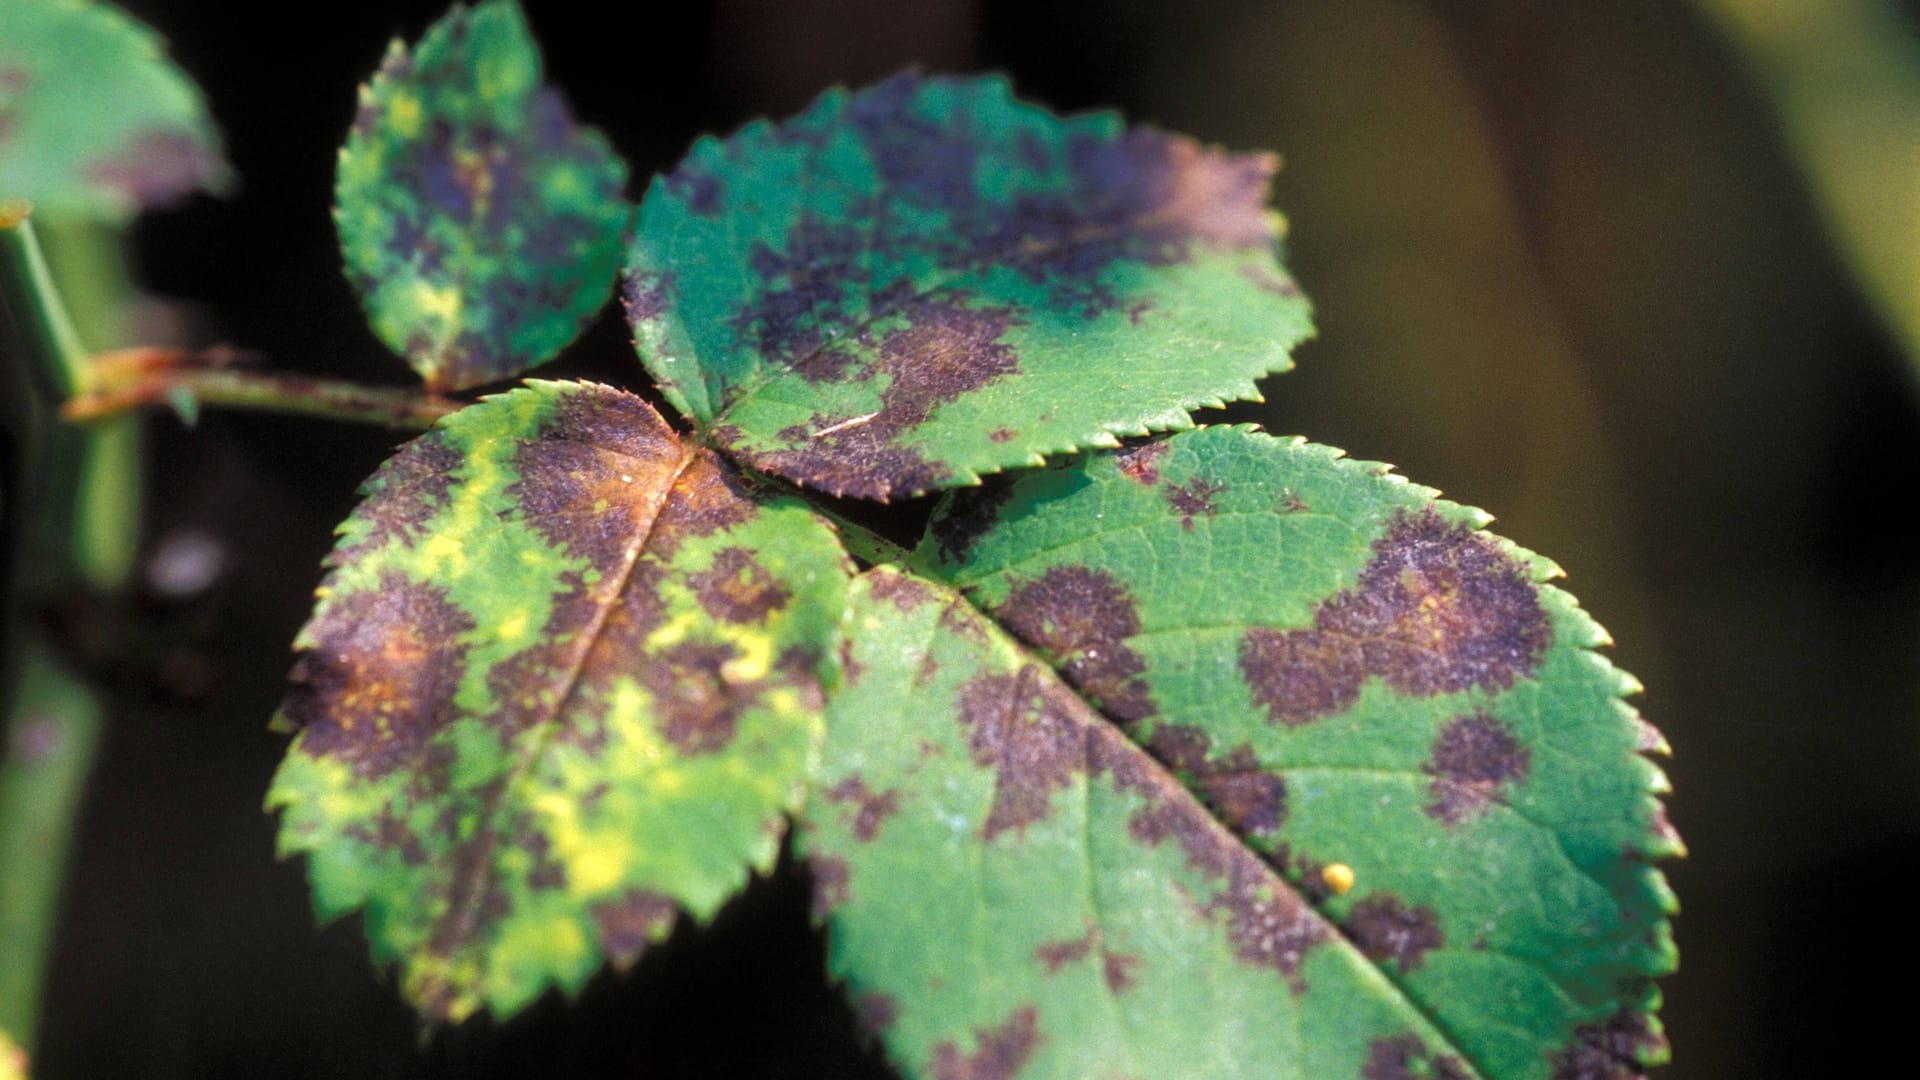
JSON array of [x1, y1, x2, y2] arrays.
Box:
[[1322, 862, 1355, 896]]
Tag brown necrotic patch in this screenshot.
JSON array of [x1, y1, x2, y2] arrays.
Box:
[[955, 667, 1088, 840], [1114, 440, 1169, 485], [826, 776, 902, 842], [333, 432, 462, 563], [1240, 508, 1553, 727], [282, 573, 474, 779], [648, 450, 760, 557], [1342, 893, 1445, 974], [641, 641, 753, 755], [930, 1005, 1042, 1080], [992, 565, 1156, 726], [1423, 711, 1532, 827], [507, 389, 684, 572], [1549, 1007, 1665, 1080], [868, 570, 939, 612], [591, 889, 679, 969], [1362, 1035, 1471, 1080], [690, 547, 790, 623], [1165, 476, 1226, 530]]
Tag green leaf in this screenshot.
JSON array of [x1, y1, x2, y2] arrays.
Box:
[[911, 427, 1679, 1078], [624, 72, 1312, 500], [803, 569, 1483, 1078], [335, 0, 631, 392], [0, 0, 230, 220], [267, 380, 850, 1021]]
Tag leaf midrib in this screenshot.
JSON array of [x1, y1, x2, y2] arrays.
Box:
[[426, 436, 698, 977]]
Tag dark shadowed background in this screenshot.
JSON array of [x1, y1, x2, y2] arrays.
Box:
[[26, 0, 1919, 1076]]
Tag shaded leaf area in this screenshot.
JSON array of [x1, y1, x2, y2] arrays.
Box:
[[802, 569, 1475, 1079], [335, 0, 630, 391], [625, 72, 1311, 499], [917, 428, 1678, 1080], [267, 381, 850, 1021], [0, 0, 229, 220]]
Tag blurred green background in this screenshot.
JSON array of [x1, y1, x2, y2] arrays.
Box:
[[22, 0, 1920, 1075]]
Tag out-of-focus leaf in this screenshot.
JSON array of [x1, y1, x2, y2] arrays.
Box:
[[625, 72, 1311, 499], [802, 568, 1476, 1079], [0, 0, 230, 220], [267, 380, 849, 1021], [913, 427, 1679, 1078], [1697, 0, 1920, 374], [0, 1027, 26, 1080], [335, 0, 630, 391]]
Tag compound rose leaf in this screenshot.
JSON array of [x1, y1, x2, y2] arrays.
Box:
[[267, 380, 850, 1022], [625, 71, 1312, 499], [335, 0, 631, 391], [802, 569, 1479, 1079], [0, 0, 230, 220], [912, 426, 1679, 1079]]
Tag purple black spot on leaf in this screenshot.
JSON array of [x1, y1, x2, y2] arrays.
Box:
[[930, 1005, 1042, 1080], [1549, 1006, 1665, 1080], [728, 295, 1024, 499], [1166, 475, 1226, 530], [334, 432, 462, 563], [955, 666, 1088, 840], [856, 992, 899, 1037], [642, 641, 754, 755], [1423, 711, 1532, 826], [826, 776, 902, 842], [664, 159, 724, 215], [622, 268, 675, 323], [1088, 731, 1329, 992], [690, 547, 791, 624], [868, 570, 940, 612], [951, 128, 1276, 317], [1032, 925, 1142, 996], [1240, 508, 1553, 726], [507, 393, 683, 574], [591, 889, 679, 969], [847, 71, 981, 212], [1343, 893, 1445, 973], [732, 212, 872, 367], [1146, 724, 1286, 837], [1362, 1035, 1472, 1080], [808, 854, 851, 919], [930, 481, 1017, 565], [992, 565, 1156, 726]]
